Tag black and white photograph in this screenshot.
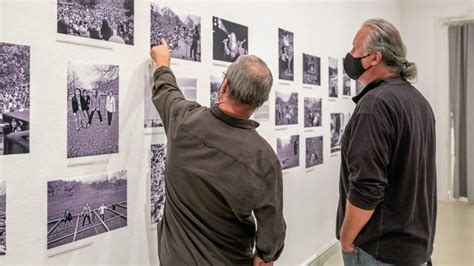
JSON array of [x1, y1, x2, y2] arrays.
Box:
[[303, 53, 320, 85], [356, 80, 364, 95], [67, 62, 119, 159], [275, 90, 298, 126], [151, 143, 166, 224], [150, 4, 201, 62], [210, 75, 222, 106], [57, 0, 134, 45], [305, 136, 323, 168], [213, 17, 248, 63], [145, 77, 197, 128], [330, 113, 351, 153], [47, 170, 127, 250], [277, 135, 299, 170], [0, 180, 5, 255], [304, 97, 322, 128], [328, 57, 339, 98], [0, 42, 30, 156], [343, 70, 351, 96], [279, 28, 294, 81]]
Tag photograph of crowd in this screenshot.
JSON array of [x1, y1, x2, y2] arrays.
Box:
[[145, 77, 197, 128], [304, 97, 322, 128], [306, 136, 323, 168], [213, 17, 248, 63], [47, 170, 127, 249], [57, 0, 134, 45], [277, 135, 299, 170], [0, 42, 30, 156], [151, 143, 166, 224], [210, 75, 222, 106], [67, 62, 119, 159], [275, 91, 298, 126], [343, 70, 351, 96], [150, 4, 201, 62], [328, 57, 339, 98], [0, 180, 5, 255], [279, 28, 294, 81], [303, 53, 320, 85]]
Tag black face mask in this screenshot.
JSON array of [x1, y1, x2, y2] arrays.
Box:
[[343, 52, 372, 80]]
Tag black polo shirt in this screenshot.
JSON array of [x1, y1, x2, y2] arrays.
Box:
[[336, 76, 437, 265]]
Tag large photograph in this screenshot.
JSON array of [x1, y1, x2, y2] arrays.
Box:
[[330, 113, 351, 153], [0, 42, 30, 156], [306, 136, 323, 168], [0, 180, 5, 255], [213, 17, 248, 62], [57, 0, 134, 45], [210, 75, 222, 106], [151, 144, 166, 224], [47, 170, 127, 250], [150, 4, 201, 62], [304, 97, 322, 128], [275, 91, 298, 126], [145, 78, 197, 128], [303, 53, 320, 85], [67, 62, 119, 158], [278, 28, 294, 81], [277, 135, 299, 170], [343, 70, 351, 96], [328, 57, 339, 98]]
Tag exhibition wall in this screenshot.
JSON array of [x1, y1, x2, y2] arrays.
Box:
[[4, 0, 465, 265]]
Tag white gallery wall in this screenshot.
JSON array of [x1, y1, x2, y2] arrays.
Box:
[[5, 0, 470, 265]]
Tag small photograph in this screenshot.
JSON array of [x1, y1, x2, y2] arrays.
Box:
[[67, 62, 119, 159], [277, 135, 299, 170], [0, 42, 30, 156], [328, 57, 339, 98], [330, 113, 342, 153], [304, 97, 322, 128], [210, 75, 222, 106], [213, 17, 248, 62], [305, 136, 323, 168], [57, 0, 135, 45], [151, 143, 166, 224], [0, 180, 6, 255], [303, 53, 320, 85], [144, 77, 197, 128], [343, 70, 351, 96], [150, 4, 201, 62], [278, 28, 294, 81], [275, 91, 298, 126], [356, 80, 364, 95], [47, 170, 127, 250]]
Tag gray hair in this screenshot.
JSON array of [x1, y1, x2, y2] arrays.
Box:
[[226, 55, 273, 109], [362, 18, 417, 82]]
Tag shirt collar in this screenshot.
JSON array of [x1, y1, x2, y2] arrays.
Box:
[[210, 104, 260, 130], [352, 76, 406, 104]]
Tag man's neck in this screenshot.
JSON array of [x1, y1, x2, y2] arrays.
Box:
[[218, 101, 253, 119], [360, 67, 398, 87]]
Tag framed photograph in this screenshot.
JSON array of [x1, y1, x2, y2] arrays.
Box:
[[150, 4, 201, 62], [0, 42, 30, 156], [303, 53, 320, 85], [328, 57, 339, 98], [305, 136, 323, 168], [275, 90, 298, 126], [210, 75, 222, 106], [277, 135, 299, 170], [67, 62, 119, 158], [330, 113, 351, 153], [278, 28, 294, 81], [57, 0, 135, 45], [47, 170, 128, 250], [213, 17, 248, 62], [151, 144, 166, 224], [343, 70, 351, 96], [304, 97, 322, 128]]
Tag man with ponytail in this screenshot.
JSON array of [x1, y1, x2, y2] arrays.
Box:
[[337, 18, 436, 266]]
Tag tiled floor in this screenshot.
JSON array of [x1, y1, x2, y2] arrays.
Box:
[[324, 201, 474, 266]]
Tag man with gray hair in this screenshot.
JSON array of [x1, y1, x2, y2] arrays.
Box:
[[337, 19, 436, 265], [150, 40, 286, 266]]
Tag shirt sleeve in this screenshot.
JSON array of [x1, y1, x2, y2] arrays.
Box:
[[151, 66, 199, 133], [253, 161, 286, 263], [346, 111, 393, 210]]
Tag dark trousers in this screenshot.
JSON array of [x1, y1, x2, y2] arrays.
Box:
[[82, 215, 91, 226], [89, 109, 102, 124], [107, 111, 113, 126]]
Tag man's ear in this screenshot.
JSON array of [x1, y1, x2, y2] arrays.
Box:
[[372, 51, 383, 66], [220, 79, 229, 95]]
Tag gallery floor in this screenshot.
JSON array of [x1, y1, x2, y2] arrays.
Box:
[[324, 201, 474, 266]]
